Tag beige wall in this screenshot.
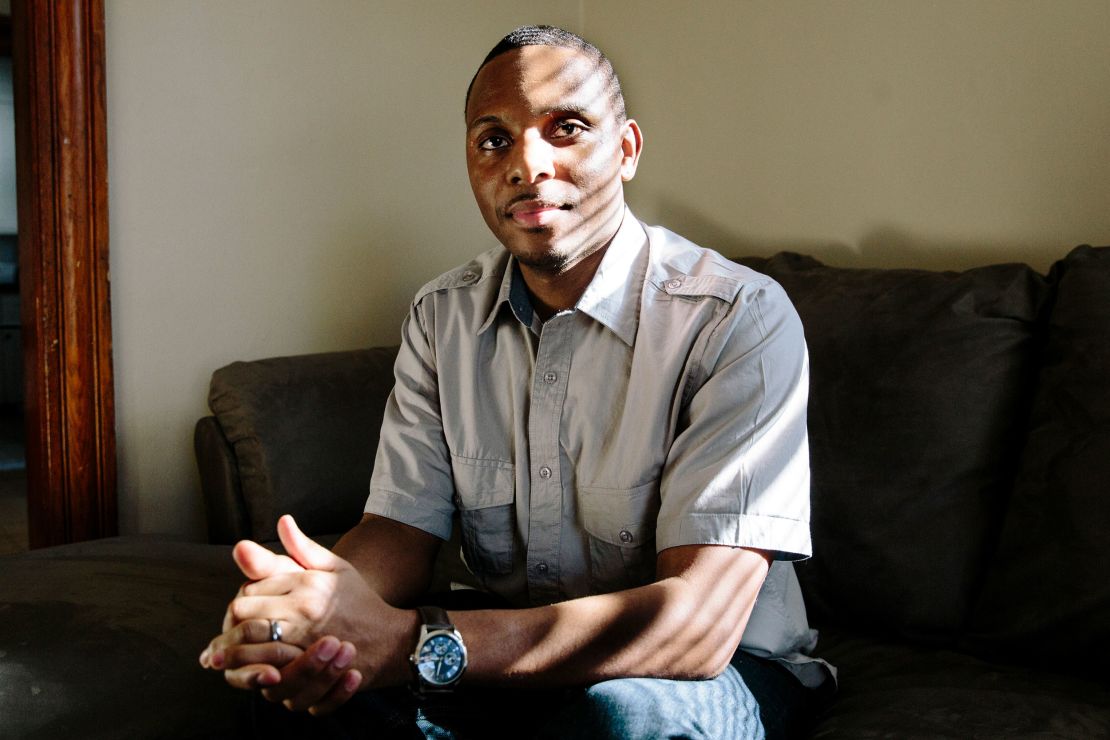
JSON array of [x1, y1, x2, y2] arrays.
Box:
[[106, 1, 1110, 539], [106, 1, 581, 537], [585, 0, 1110, 271]]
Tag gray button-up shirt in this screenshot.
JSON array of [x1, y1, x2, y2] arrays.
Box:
[[367, 211, 832, 686]]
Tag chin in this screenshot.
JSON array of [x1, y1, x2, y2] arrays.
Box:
[[511, 242, 573, 272], [498, 230, 561, 268], [515, 251, 569, 272]]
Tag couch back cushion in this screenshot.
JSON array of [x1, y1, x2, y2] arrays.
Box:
[[208, 347, 400, 542], [738, 253, 1050, 642], [965, 245, 1110, 666]]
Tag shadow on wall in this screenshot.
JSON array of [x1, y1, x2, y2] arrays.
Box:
[[653, 197, 1074, 274]]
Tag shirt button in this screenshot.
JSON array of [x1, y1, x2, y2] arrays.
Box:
[[461, 270, 477, 283], [538, 466, 552, 479], [619, 529, 634, 543], [543, 371, 558, 384], [536, 562, 549, 574], [665, 277, 683, 290]]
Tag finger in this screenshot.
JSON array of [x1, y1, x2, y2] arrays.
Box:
[[232, 539, 304, 581], [221, 638, 307, 690], [224, 542, 304, 632], [221, 586, 288, 633], [222, 663, 283, 691], [221, 603, 235, 634], [241, 572, 302, 597], [308, 669, 363, 716], [222, 641, 304, 672], [277, 515, 341, 572], [202, 618, 302, 669], [224, 595, 297, 629], [260, 637, 355, 711]]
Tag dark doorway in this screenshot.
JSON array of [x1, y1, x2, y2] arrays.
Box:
[[0, 9, 28, 555]]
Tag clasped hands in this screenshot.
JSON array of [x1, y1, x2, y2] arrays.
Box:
[[199, 515, 410, 715]]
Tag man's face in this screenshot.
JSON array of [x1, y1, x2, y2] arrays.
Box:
[[465, 45, 641, 272]]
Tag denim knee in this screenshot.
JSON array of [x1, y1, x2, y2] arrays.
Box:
[[583, 678, 670, 738], [539, 670, 768, 740]]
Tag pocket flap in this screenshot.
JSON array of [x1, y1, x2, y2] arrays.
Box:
[[450, 455, 514, 509], [579, 480, 660, 547]]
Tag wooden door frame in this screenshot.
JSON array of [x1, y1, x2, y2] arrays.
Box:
[[10, 0, 116, 548]]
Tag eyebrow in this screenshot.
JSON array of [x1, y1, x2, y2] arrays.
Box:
[[545, 105, 592, 121], [467, 106, 594, 134], [467, 114, 503, 133]]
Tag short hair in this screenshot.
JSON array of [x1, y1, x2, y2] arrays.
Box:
[[464, 25, 627, 121]]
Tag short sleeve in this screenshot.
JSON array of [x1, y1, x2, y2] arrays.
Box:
[[365, 301, 457, 540], [656, 279, 812, 560]]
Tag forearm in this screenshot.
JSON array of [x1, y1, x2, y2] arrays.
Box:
[[453, 545, 769, 687], [210, 523, 769, 702], [332, 513, 439, 606]]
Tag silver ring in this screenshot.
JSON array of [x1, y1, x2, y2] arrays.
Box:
[[269, 619, 282, 642]]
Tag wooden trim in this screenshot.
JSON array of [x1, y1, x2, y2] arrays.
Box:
[[12, 0, 116, 548]]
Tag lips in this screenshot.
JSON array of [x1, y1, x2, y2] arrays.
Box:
[[504, 199, 569, 228]]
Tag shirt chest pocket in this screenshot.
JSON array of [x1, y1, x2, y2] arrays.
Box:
[[451, 455, 516, 577], [579, 480, 660, 593]]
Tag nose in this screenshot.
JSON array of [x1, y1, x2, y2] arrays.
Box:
[[508, 130, 555, 185]]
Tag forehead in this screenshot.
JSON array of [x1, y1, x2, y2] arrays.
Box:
[[466, 45, 615, 126]]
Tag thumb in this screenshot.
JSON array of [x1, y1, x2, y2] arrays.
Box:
[[232, 539, 302, 581], [277, 514, 340, 571]]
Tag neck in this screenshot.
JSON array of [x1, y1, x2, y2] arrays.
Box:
[[519, 242, 610, 321]]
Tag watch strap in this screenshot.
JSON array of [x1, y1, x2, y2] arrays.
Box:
[[417, 605, 453, 631]]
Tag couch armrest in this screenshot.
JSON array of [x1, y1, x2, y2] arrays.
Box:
[[194, 415, 251, 545]]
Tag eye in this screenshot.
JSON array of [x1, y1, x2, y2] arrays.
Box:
[[478, 134, 510, 151], [551, 120, 585, 139]]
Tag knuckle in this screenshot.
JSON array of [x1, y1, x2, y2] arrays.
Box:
[[229, 599, 249, 622], [303, 599, 326, 622], [307, 570, 335, 594]]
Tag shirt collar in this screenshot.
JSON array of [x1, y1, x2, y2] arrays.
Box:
[[573, 209, 647, 347], [478, 256, 536, 335], [478, 208, 648, 345]]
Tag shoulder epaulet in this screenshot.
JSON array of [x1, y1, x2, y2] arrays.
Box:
[[645, 224, 770, 305], [412, 246, 505, 304]]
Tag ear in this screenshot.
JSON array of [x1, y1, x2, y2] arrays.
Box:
[[619, 119, 644, 182]]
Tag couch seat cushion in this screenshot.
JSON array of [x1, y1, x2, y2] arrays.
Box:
[[811, 631, 1110, 739], [0, 538, 248, 739]]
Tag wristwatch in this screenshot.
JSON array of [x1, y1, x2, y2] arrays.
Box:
[[410, 606, 467, 693]]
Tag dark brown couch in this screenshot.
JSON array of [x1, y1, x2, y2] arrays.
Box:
[[2, 246, 1107, 738]]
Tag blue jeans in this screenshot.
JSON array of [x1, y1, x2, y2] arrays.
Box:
[[249, 647, 824, 740]]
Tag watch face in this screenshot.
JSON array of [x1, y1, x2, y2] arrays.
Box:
[[416, 633, 465, 686]]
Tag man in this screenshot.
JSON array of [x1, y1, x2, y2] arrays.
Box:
[[200, 25, 832, 739]]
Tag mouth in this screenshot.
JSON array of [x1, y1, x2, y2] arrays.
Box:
[[503, 199, 571, 228]]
